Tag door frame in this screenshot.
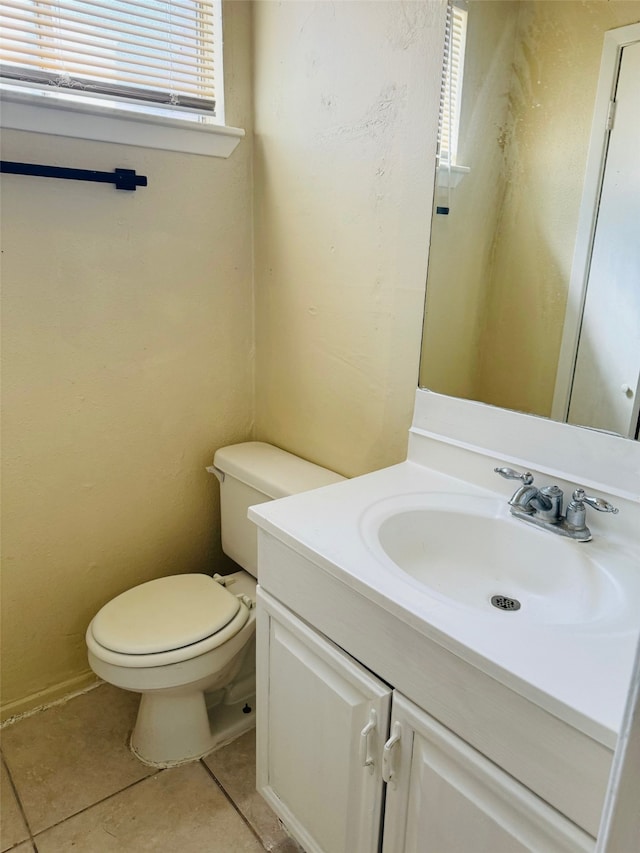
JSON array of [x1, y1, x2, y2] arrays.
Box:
[[551, 22, 640, 423]]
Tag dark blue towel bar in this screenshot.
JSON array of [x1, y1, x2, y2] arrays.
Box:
[[0, 161, 148, 191]]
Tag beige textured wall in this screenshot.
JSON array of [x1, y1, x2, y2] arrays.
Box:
[[478, 0, 640, 415], [1, 0, 454, 715], [0, 2, 254, 716], [252, 0, 447, 477]]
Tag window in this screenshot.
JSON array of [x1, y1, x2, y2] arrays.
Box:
[[438, 1, 467, 168], [0, 0, 243, 156]]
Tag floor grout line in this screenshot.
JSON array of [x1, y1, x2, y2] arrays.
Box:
[[2, 688, 291, 852], [199, 758, 269, 851], [1, 752, 38, 852], [27, 769, 164, 841]]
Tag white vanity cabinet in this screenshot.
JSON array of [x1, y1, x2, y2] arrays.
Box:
[[382, 693, 592, 853], [257, 589, 594, 853], [256, 591, 390, 853]]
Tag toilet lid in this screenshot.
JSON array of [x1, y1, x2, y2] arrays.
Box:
[[91, 574, 241, 655]]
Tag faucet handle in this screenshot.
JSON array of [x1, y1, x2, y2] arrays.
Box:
[[571, 489, 619, 514], [494, 467, 534, 485]]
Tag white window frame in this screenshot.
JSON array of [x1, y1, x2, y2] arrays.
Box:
[[0, 1, 243, 158], [438, 1, 467, 168], [436, 0, 469, 189]]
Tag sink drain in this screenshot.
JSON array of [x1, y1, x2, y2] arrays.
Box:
[[491, 595, 521, 612]]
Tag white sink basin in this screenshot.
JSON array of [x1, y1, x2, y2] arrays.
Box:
[[362, 493, 626, 626]]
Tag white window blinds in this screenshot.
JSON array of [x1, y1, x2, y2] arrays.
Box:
[[0, 0, 219, 113], [438, 2, 467, 167]]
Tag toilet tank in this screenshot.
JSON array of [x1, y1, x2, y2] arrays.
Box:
[[211, 442, 345, 577]]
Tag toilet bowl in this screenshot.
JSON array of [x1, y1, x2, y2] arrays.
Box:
[[86, 442, 344, 766], [86, 570, 257, 765]]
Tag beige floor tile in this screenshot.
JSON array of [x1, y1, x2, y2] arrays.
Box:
[[204, 730, 303, 852], [270, 840, 306, 853], [35, 762, 264, 852], [1, 758, 30, 851], [1, 684, 155, 833], [4, 844, 35, 853]]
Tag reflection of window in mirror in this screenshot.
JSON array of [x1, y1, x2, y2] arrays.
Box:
[[437, 1, 470, 194]]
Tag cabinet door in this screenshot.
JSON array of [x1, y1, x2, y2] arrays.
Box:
[[256, 589, 391, 853], [382, 693, 594, 853]]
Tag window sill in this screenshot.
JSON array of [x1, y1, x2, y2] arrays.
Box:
[[436, 164, 470, 189], [0, 85, 245, 158]]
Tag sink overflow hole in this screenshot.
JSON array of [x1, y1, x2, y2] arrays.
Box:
[[491, 595, 521, 612]]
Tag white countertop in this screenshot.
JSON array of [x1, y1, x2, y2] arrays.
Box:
[[250, 459, 640, 749]]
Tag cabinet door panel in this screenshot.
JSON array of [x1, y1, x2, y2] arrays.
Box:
[[383, 693, 593, 853], [257, 589, 391, 853]]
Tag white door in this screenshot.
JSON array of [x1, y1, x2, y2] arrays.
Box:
[[381, 692, 593, 853], [568, 40, 640, 437], [256, 590, 391, 853]]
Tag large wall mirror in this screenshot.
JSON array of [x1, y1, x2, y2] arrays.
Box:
[[419, 0, 640, 439]]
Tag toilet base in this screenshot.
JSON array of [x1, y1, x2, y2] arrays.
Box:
[[207, 691, 257, 751], [130, 688, 256, 768]]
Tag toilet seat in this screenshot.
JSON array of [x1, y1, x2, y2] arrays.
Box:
[[87, 574, 251, 668]]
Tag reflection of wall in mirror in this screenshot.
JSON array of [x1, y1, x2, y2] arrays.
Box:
[[422, 1, 519, 401], [420, 0, 640, 418]]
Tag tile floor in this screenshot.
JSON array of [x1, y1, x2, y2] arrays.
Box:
[[1, 684, 302, 852]]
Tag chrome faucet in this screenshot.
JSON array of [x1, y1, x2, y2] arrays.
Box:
[[509, 481, 564, 523], [495, 467, 618, 542]]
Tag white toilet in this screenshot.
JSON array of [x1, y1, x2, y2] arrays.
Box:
[[86, 442, 343, 767]]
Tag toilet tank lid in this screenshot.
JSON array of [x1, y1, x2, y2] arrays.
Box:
[[213, 442, 345, 499]]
